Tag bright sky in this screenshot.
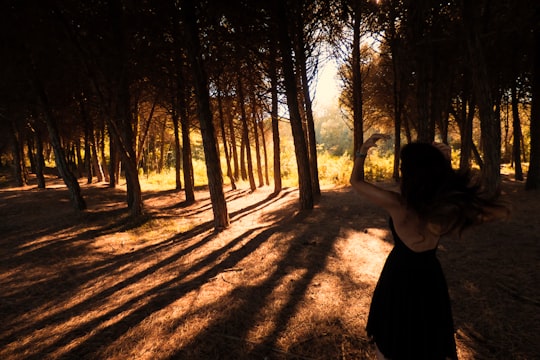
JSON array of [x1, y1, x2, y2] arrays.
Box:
[[313, 59, 340, 112]]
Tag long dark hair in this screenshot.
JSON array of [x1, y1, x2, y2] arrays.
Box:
[[399, 143, 493, 235]]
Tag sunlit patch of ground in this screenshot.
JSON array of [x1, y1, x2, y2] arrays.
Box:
[[0, 173, 538, 359]]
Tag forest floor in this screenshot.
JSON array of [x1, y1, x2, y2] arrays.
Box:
[[0, 169, 538, 360]]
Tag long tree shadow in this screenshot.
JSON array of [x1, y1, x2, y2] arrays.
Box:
[[49, 190, 305, 358], [1, 184, 320, 359], [170, 190, 383, 359]]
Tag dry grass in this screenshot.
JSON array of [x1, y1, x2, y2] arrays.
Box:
[[0, 170, 538, 360]]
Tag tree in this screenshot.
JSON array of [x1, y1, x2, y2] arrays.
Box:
[[32, 71, 87, 210], [462, 0, 501, 196], [292, 0, 321, 197], [10, 1, 87, 210], [526, 20, 540, 190], [181, 0, 229, 229], [269, 35, 283, 194], [273, 0, 314, 210], [511, 79, 524, 181]]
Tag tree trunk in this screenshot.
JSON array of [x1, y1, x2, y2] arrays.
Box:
[[9, 119, 26, 187], [237, 74, 256, 191], [158, 118, 166, 174], [176, 67, 195, 202], [274, 0, 313, 210], [171, 103, 183, 190], [269, 38, 282, 194], [99, 123, 109, 182], [296, 30, 320, 197], [511, 79, 524, 181], [180, 102, 195, 202], [84, 124, 92, 184], [228, 107, 240, 181], [240, 134, 247, 180], [250, 95, 264, 188], [27, 135, 36, 175], [171, 13, 183, 192], [526, 23, 540, 190], [217, 86, 236, 190], [80, 96, 93, 184], [103, 0, 144, 217], [108, 132, 117, 188], [182, 0, 229, 229], [352, 2, 364, 154], [136, 97, 157, 166], [458, 73, 475, 171], [258, 116, 270, 186], [34, 77, 86, 210], [34, 127, 46, 189], [388, 5, 402, 181], [409, 1, 432, 143], [463, 1, 501, 196]]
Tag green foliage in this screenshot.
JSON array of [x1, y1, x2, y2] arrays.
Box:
[[314, 107, 353, 156], [318, 150, 394, 187], [317, 151, 352, 186], [363, 150, 394, 182]]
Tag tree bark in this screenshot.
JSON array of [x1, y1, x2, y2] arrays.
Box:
[[352, 2, 364, 155], [258, 116, 270, 186], [237, 73, 256, 191], [269, 37, 282, 194], [409, 1, 433, 142], [9, 119, 26, 187], [511, 79, 524, 181], [251, 97, 264, 188], [296, 21, 320, 197], [181, 0, 229, 229], [388, 3, 402, 181], [526, 22, 540, 190], [33, 75, 86, 210], [111, 0, 143, 217], [274, 0, 313, 210], [180, 98, 195, 202], [176, 60, 195, 202], [34, 127, 46, 189], [108, 131, 117, 188], [217, 86, 236, 190], [171, 105, 182, 190], [463, 1, 501, 196], [457, 72, 475, 171]]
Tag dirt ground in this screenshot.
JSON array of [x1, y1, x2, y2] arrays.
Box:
[[0, 171, 538, 360]]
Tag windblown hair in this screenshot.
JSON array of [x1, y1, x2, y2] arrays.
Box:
[[399, 143, 498, 235]]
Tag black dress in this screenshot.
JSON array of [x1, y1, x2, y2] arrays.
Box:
[[366, 218, 458, 360]]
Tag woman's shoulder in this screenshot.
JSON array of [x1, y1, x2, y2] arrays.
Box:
[[391, 211, 440, 253]]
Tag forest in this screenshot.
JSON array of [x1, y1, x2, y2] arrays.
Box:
[[0, 1, 539, 359], [0, 0, 538, 228]]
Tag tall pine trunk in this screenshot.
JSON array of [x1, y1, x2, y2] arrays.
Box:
[[274, 0, 313, 210], [9, 119, 26, 187], [217, 86, 236, 190], [269, 37, 282, 194], [352, 3, 364, 155], [34, 76, 86, 210], [34, 127, 46, 189], [171, 104, 183, 190], [295, 10, 320, 197], [182, 0, 229, 229], [511, 80, 524, 181], [463, 1, 501, 196], [526, 22, 540, 190], [237, 73, 256, 191]]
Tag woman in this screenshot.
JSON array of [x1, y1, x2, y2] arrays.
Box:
[[350, 134, 508, 360]]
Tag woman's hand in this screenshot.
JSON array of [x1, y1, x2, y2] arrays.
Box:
[[359, 134, 391, 154]]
